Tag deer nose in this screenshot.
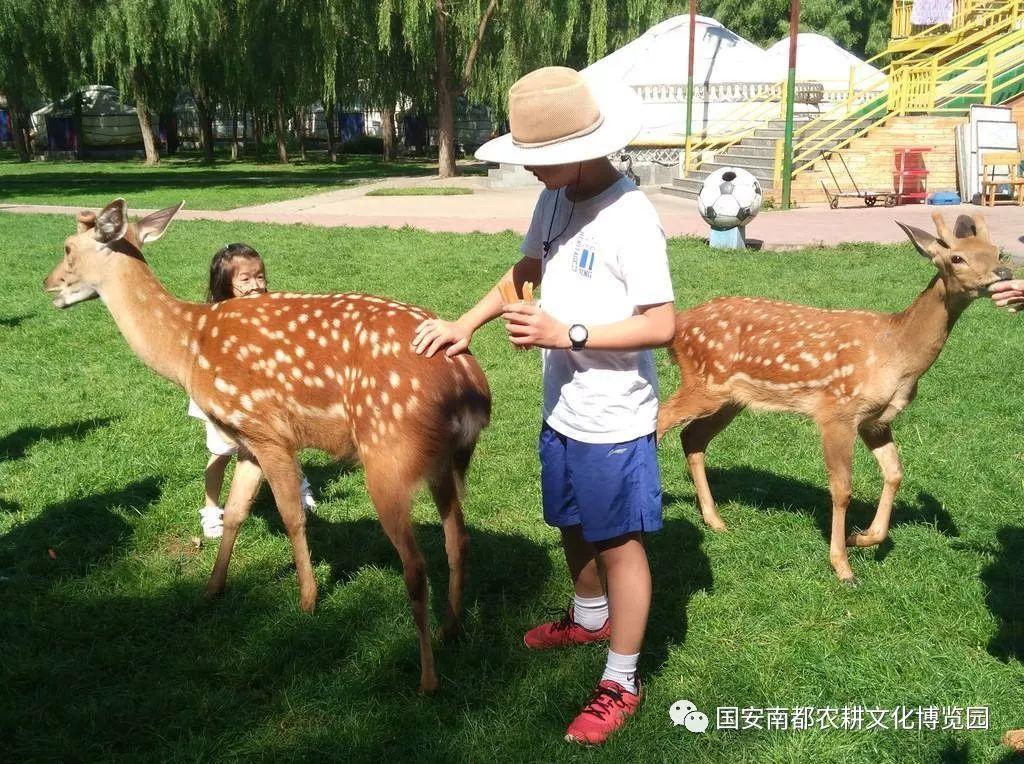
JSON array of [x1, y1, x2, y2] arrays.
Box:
[[994, 266, 1014, 281]]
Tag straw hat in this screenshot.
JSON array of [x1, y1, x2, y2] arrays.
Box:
[[475, 67, 642, 166]]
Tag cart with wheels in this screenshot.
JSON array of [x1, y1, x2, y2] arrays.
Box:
[[819, 150, 896, 209]]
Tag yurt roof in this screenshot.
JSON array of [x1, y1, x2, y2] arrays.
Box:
[[583, 14, 773, 87], [764, 33, 885, 89], [32, 85, 138, 119]]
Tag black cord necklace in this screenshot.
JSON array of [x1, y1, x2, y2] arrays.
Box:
[[542, 163, 582, 259]]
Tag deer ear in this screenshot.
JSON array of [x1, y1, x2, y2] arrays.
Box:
[[76, 211, 96, 234], [95, 198, 128, 244], [897, 221, 946, 260], [953, 214, 977, 239], [137, 201, 184, 243]]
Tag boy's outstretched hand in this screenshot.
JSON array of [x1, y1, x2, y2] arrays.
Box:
[[502, 302, 569, 349], [413, 318, 473, 358]]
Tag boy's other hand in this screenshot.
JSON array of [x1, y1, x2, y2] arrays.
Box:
[[502, 302, 569, 349], [412, 318, 472, 358]]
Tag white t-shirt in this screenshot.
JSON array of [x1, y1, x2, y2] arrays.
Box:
[[521, 176, 674, 444]]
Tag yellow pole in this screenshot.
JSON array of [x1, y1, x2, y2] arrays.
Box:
[[930, 58, 939, 111], [984, 49, 996, 104], [847, 65, 855, 109]]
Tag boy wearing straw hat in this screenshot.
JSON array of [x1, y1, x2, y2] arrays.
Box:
[[413, 66, 676, 745]]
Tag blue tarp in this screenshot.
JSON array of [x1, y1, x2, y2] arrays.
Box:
[[339, 112, 364, 143]]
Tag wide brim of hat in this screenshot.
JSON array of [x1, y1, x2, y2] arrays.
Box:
[[475, 77, 642, 166]]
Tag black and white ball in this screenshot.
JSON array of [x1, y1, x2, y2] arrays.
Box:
[[697, 167, 763, 231]]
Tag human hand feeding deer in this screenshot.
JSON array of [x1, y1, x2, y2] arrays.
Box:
[[43, 198, 491, 695], [657, 212, 1013, 586]]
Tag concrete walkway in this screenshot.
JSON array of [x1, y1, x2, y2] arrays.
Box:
[[3, 173, 1022, 260]]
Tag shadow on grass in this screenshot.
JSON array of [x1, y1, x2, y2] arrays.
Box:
[[663, 464, 959, 545], [0, 157, 437, 202], [0, 477, 161, 579], [0, 312, 34, 329], [0, 417, 115, 462], [0, 515, 556, 759], [643, 517, 713, 675], [981, 526, 1024, 663]]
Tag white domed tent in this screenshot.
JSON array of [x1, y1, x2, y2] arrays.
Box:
[[764, 34, 887, 100], [583, 14, 775, 140], [31, 85, 146, 150]]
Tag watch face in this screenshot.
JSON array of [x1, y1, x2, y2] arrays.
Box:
[[569, 324, 587, 344]]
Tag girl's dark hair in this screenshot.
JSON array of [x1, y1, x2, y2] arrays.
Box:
[[206, 243, 264, 303]]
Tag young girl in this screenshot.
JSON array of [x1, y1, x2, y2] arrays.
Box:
[[188, 244, 316, 538], [413, 67, 675, 745]]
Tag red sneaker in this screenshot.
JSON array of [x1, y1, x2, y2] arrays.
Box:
[[523, 607, 610, 649], [565, 679, 643, 746]]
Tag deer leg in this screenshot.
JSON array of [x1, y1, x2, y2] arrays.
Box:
[[205, 452, 263, 599], [429, 469, 469, 643], [259, 448, 317, 613], [820, 420, 858, 585], [682, 404, 743, 532], [366, 471, 437, 695], [848, 424, 902, 548]]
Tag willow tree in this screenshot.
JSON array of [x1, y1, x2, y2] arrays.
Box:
[[92, 0, 180, 165], [0, 0, 57, 160], [238, 0, 340, 163], [377, 1, 677, 177]]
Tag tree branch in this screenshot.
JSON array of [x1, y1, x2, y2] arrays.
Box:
[[457, 0, 499, 95]]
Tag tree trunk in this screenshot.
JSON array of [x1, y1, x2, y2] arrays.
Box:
[[230, 111, 238, 160], [274, 88, 289, 163], [194, 92, 215, 164], [382, 104, 395, 162], [135, 98, 160, 165], [253, 112, 263, 159], [433, 6, 457, 178], [326, 102, 337, 163], [296, 107, 307, 162], [7, 94, 30, 162], [72, 90, 84, 159]]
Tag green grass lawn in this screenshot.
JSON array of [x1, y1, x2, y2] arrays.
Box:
[[0, 152, 466, 210], [1, 212, 1022, 762]]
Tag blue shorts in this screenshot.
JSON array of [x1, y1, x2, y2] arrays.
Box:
[[539, 422, 664, 543]]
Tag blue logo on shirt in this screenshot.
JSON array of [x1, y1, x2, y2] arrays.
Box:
[[572, 246, 596, 278]]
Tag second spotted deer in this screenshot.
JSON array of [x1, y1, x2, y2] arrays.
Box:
[[658, 213, 1011, 584]]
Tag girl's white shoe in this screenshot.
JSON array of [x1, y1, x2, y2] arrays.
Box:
[[299, 477, 317, 512], [199, 506, 224, 539]]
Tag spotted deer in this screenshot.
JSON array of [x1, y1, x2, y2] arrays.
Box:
[[658, 213, 1012, 585], [43, 198, 491, 693]]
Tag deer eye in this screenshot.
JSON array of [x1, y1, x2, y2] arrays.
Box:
[[951, 255, 966, 265]]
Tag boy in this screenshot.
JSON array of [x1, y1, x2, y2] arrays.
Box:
[[413, 66, 675, 745]]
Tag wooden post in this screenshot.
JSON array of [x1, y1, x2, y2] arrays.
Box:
[[683, 0, 697, 179]]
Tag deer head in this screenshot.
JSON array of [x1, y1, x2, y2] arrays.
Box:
[[897, 212, 1013, 301], [43, 198, 184, 308]]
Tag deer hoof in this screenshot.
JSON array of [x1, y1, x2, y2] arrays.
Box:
[[439, 619, 461, 644], [418, 674, 440, 696], [840, 575, 860, 588], [704, 516, 728, 532]]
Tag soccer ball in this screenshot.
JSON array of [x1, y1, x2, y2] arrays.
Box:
[[697, 167, 763, 231]]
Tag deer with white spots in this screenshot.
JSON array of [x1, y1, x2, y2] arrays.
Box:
[[659, 213, 1012, 585], [43, 198, 491, 693]]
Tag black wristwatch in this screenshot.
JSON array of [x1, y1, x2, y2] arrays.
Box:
[[568, 323, 589, 351]]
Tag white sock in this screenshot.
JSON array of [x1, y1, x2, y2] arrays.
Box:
[[601, 649, 640, 694], [572, 593, 609, 630]]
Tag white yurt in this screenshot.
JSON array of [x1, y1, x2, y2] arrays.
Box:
[[31, 86, 145, 150], [764, 33, 887, 103], [583, 14, 776, 140]]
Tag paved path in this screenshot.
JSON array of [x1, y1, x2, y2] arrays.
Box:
[[3, 173, 1022, 261]]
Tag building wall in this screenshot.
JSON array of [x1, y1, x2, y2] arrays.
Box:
[[790, 115, 965, 205]]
